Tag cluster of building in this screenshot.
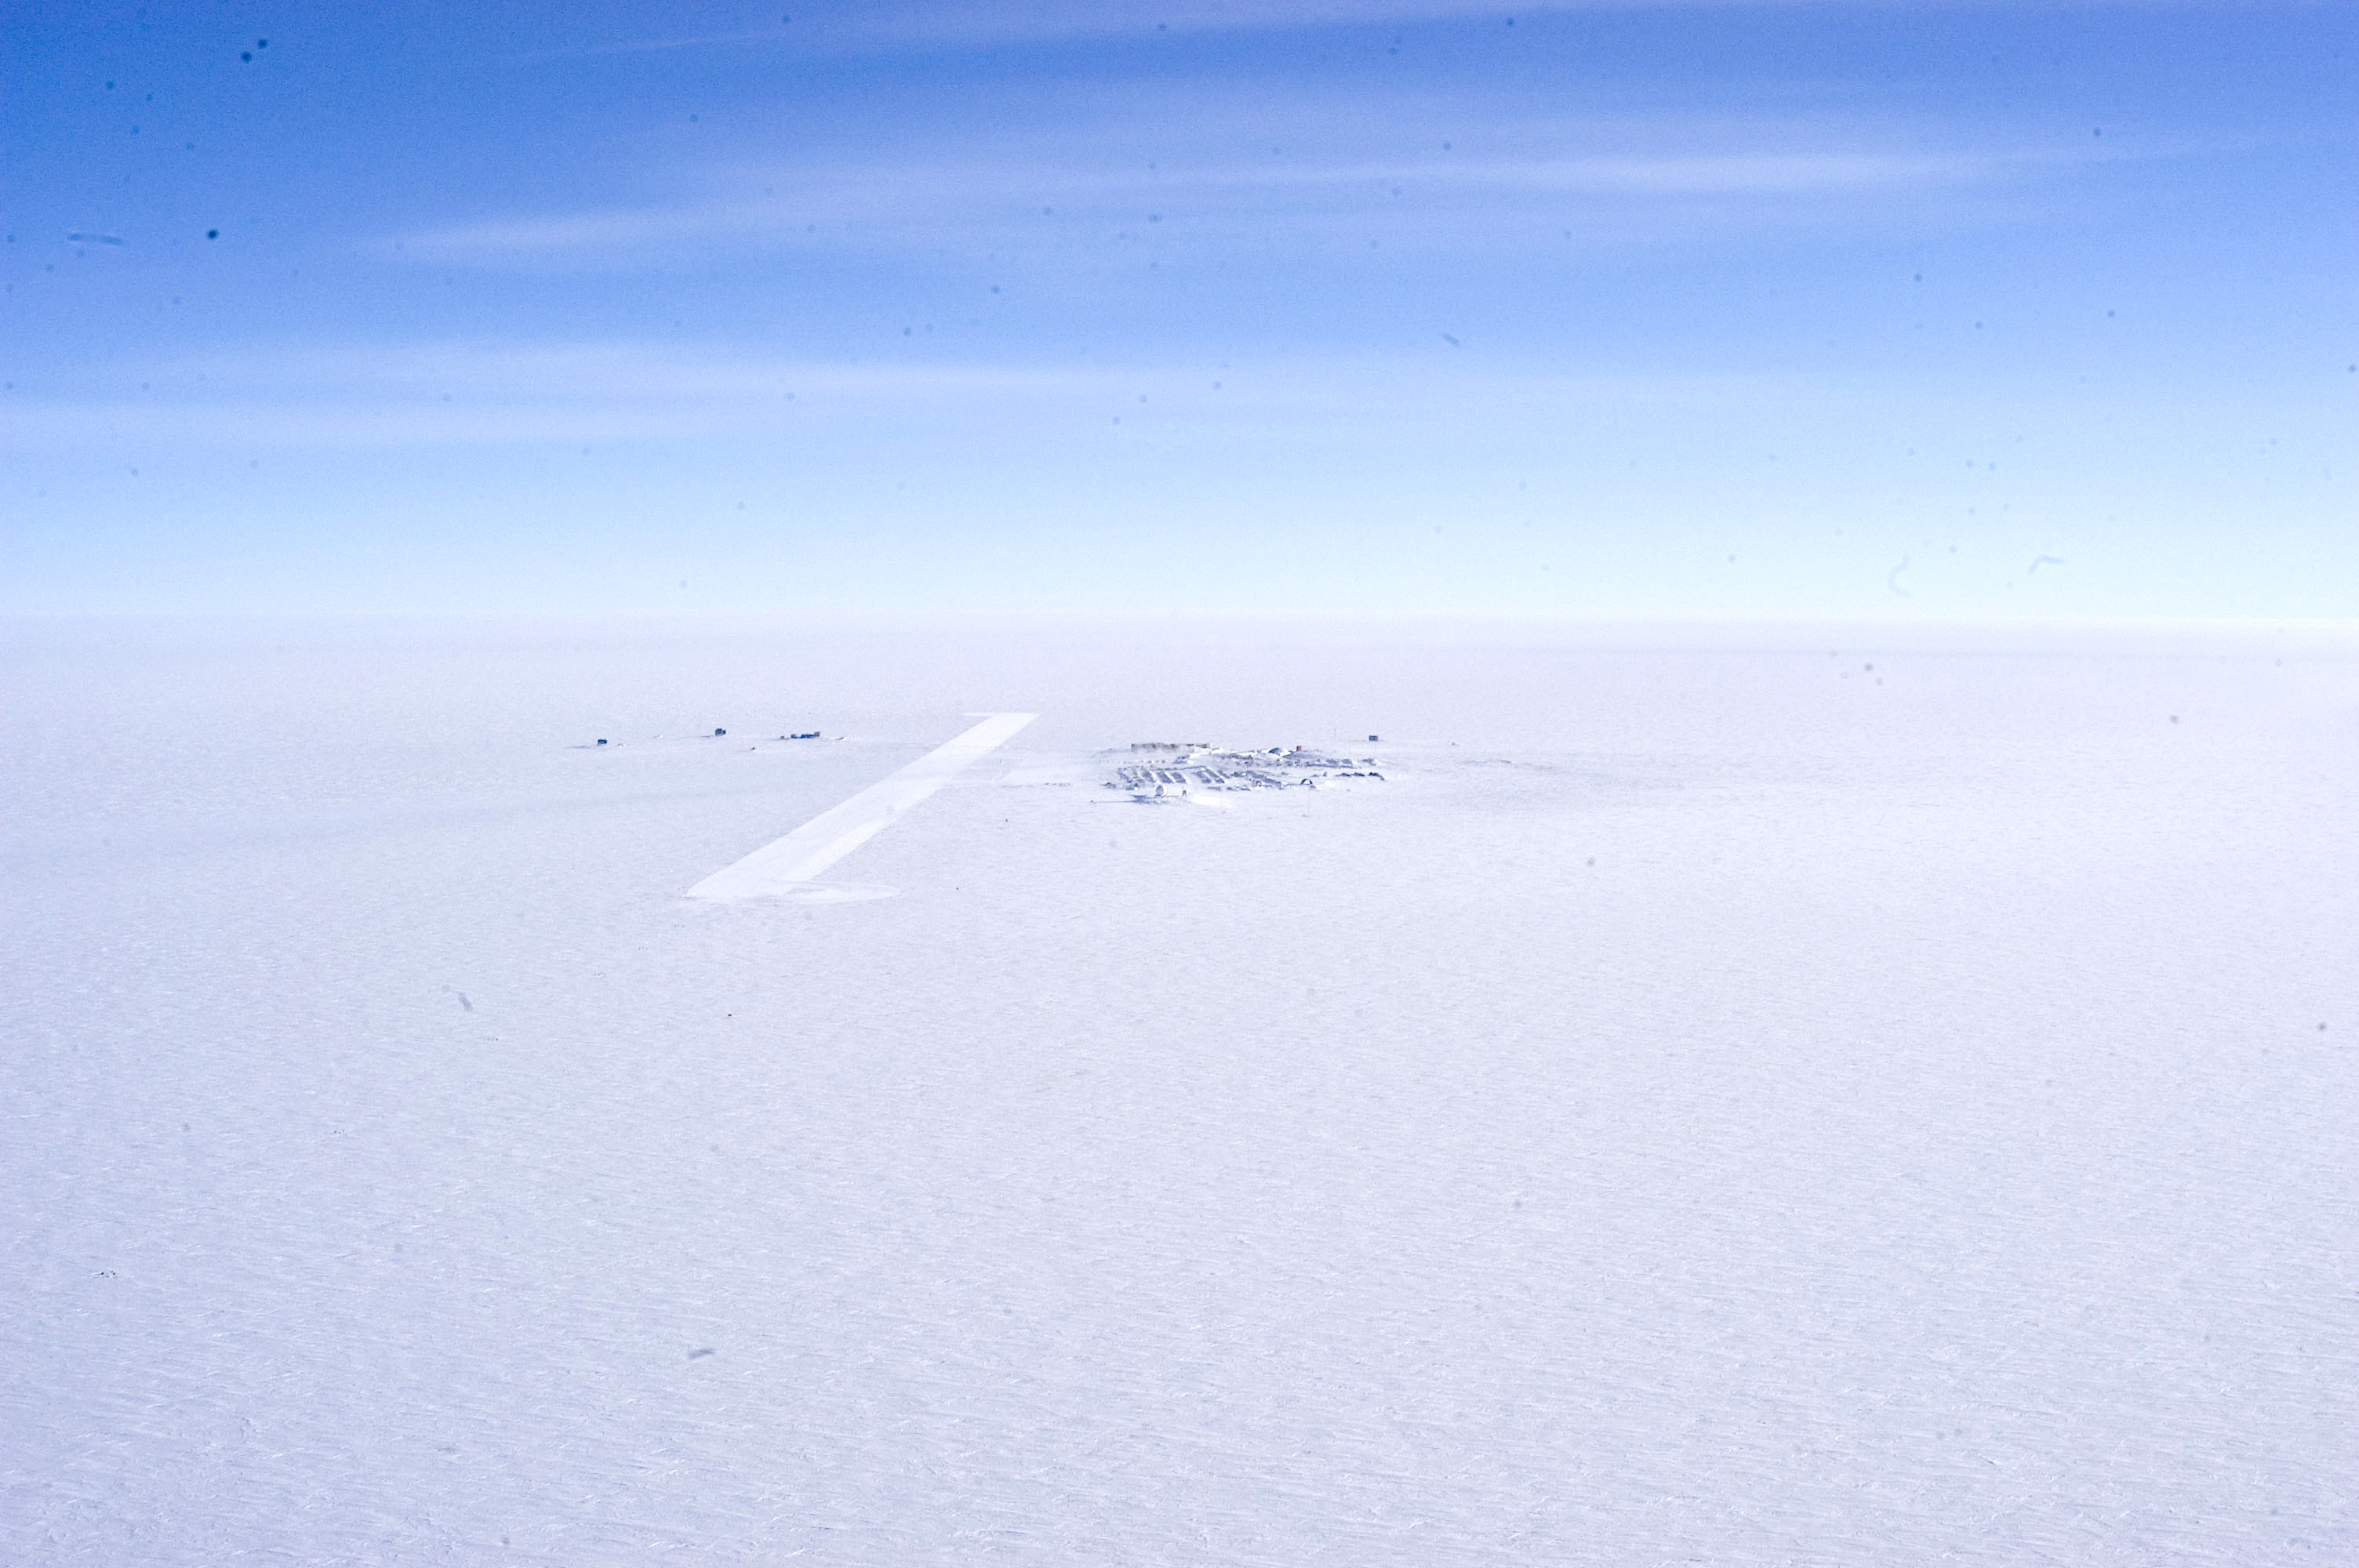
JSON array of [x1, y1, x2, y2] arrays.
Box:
[[1106, 741, 1384, 798]]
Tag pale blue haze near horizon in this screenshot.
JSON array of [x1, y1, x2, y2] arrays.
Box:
[[5, 0, 2353, 619]]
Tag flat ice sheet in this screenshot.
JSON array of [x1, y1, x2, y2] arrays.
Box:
[[3, 615, 2354, 1564]]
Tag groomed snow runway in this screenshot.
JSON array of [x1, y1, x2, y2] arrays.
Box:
[[687, 712, 1035, 902]]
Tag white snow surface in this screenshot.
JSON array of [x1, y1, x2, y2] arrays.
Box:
[[4, 615, 2354, 1565]]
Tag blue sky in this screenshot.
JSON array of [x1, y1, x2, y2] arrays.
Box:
[[5, 1, 2353, 618]]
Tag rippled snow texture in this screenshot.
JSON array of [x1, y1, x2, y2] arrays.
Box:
[[5, 615, 2354, 1565]]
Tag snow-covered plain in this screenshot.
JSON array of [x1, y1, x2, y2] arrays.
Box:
[[4, 615, 2354, 1565]]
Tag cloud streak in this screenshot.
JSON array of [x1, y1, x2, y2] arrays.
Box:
[[11, 339, 1811, 449], [391, 141, 2045, 268], [385, 52, 2192, 273], [551, 0, 2248, 60]]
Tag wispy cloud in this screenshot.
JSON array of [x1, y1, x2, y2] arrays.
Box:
[[542, 0, 2220, 60], [11, 339, 1802, 449], [390, 134, 2041, 268], [12, 345, 1105, 448], [399, 32, 2181, 276]]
